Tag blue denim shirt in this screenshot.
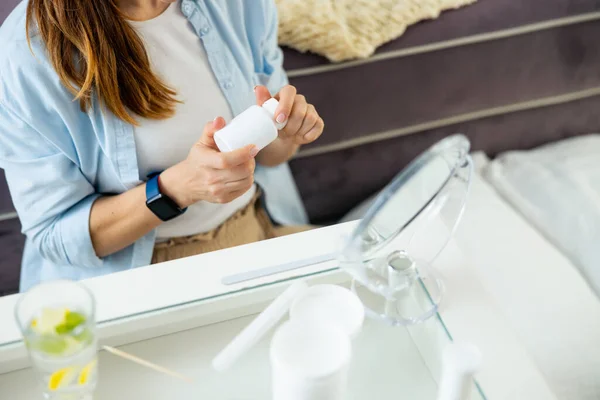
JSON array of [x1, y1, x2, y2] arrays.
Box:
[[0, 0, 308, 292]]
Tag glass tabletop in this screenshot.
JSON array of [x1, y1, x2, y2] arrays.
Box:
[[144, 286, 485, 400], [199, 286, 488, 400], [0, 271, 486, 400]]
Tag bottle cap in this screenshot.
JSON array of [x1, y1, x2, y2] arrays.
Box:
[[436, 342, 482, 400], [262, 98, 279, 117]]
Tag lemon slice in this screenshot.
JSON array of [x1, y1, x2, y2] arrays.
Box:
[[48, 367, 77, 391], [33, 308, 69, 335], [78, 360, 97, 385], [29, 335, 68, 355]]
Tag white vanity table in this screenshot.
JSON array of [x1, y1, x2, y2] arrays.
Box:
[[0, 214, 562, 399], [0, 222, 487, 400], [0, 136, 558, 399]]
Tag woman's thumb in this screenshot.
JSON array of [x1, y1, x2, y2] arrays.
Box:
[[198, 117, 226, 150], [254, 85, 272, 106]]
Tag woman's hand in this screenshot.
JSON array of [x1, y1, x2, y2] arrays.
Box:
[[253, 85, 324, 166], [160, 117, 258, 207], [255, 85, 324, 145], [90, 117, 255, 258]]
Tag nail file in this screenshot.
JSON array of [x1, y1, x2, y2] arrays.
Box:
[[221, 253, 337, 285]]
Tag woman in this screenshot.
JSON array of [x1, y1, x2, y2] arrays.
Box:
[[0, 0, 324, 291]]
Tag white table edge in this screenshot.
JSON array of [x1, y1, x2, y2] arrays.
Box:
[[0, 222, 358, 372]]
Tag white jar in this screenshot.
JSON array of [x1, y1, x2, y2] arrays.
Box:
[[270, 320, 351, 400], [289, 284, 365, 339], [214, 98, 280, 152]]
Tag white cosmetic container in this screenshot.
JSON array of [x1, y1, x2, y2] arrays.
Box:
[[270, 320, 351, 400], [211, 281, 361, 400], [436, 342, 483, 400], [290, 284, 365, 338], [214, 98, 280, 152]]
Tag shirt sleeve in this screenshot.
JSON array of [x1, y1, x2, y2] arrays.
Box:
[[0, 102, 104, 269], [260, 0, 289, 94]]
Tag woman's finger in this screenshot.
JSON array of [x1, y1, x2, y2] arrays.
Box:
[[219, 177, 255, 202], [197, 117, 226, 150], [273, 85, 297, 130], [295, 104, 319, 142], [301, 116, 324, 144], [219, 185, 255, 204], [224, 175, 254, 189], [222, 159, 255, 182], [208, 158, 254, 184], [206, 144, 257, 170], [281, 95, 308, 140]]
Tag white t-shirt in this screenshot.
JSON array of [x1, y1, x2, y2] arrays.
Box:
[[129, 3, 256, 240]]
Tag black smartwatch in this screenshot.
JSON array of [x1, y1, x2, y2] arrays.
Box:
[[145, 173, 186, 221]]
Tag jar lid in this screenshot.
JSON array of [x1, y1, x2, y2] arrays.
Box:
[[262, 98, 279, 117]]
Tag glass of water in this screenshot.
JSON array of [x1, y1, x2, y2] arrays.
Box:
[[15, 280, 98, 400]]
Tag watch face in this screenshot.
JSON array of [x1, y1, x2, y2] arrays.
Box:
[[147, 194, 182, 221]]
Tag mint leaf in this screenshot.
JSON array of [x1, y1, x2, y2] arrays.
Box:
[[55, 312, 87, 335]]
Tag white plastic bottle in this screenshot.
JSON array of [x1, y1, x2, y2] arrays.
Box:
[[214, 98, 280, 152], [436, 342, 482, 400]]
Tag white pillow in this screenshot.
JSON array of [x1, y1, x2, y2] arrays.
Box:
[[483, 134, 600, 297]]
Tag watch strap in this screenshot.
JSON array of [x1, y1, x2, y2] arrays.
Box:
[[145, 173, 186, 221]]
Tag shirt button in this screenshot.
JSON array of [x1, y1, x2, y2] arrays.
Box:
[[181, 2, 193, 17], [223, 81, 234, 89], [200, 26, 210, 35]]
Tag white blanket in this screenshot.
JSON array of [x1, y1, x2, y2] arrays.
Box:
[[483, 134, 600, 298], [456, 169, 600, 400]]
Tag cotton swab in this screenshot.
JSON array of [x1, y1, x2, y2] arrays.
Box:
[[102, 345, 194, 383]]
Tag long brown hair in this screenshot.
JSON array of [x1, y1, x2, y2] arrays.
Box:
[[26, 0, 178, 125]]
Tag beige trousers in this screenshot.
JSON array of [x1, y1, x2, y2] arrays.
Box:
[[151, 192, 312, 264]]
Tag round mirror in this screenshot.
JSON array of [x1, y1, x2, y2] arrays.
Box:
[[339, 134, 473, 326]]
